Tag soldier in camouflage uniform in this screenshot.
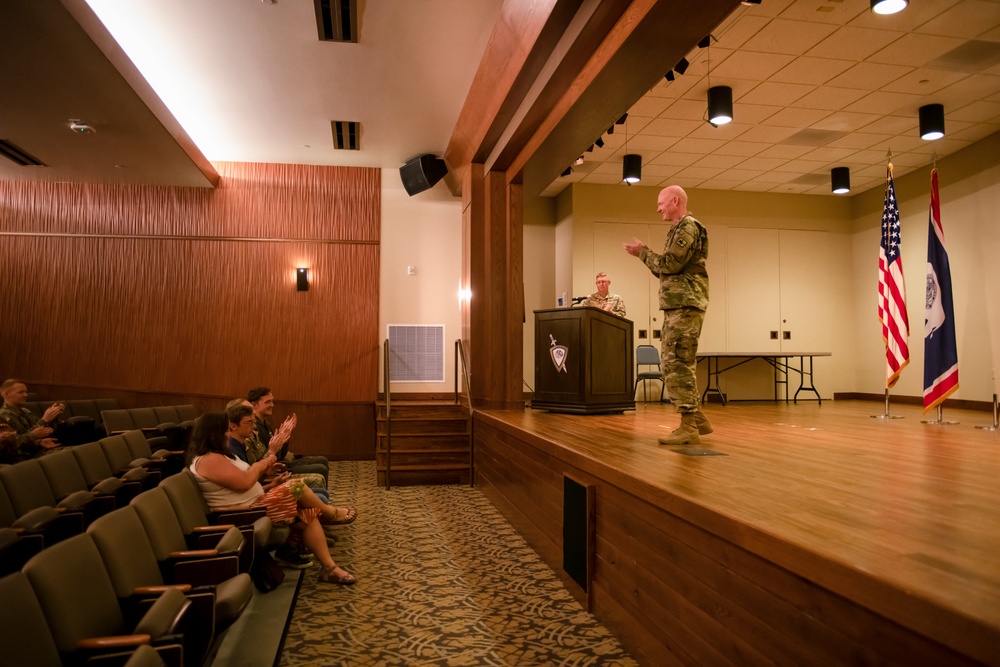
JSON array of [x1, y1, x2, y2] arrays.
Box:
[[582, 272, 627, 317], [624, 186, 713, 445], [0, 379, 63, 460]]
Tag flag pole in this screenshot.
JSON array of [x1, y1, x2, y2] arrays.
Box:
[[921, 404, 958, 425], [872, 151, 908, 419], [975, 394, 999, 431]]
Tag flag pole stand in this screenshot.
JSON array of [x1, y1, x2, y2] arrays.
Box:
[[975, 394, 999, 431], [921, 404, 958, 425], [871, 389, 904, 419]]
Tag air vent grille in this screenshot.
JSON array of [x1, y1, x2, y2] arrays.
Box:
[[331, 120, 360, 150], [388, 325, 445, 383], [314, 0, 358, 43], [0, 139, 45, 167]]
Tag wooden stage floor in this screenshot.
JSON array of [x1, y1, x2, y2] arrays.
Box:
[[473, 400, 1000, 666]]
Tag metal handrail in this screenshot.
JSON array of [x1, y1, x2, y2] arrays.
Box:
[[454, 339, 474, 487], [382, 338, 392, 490]]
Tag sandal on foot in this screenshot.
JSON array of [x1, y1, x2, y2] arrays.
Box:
[[321, 506, 357, 525], [318, 566, 355, 585]]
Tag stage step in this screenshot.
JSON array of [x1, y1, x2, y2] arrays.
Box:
[[375, 400, 471, 487]]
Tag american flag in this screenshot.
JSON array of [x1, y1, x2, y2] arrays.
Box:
[[878, 163, 909, 388], [923, 168, 958, 409]]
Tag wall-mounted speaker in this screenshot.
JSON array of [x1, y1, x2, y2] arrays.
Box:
[[399, 154, 447, 196]]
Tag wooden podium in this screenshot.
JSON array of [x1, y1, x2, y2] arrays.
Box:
[[532, 306, 634, 414]]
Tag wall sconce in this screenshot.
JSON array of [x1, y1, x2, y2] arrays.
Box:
[[919, 103, 945, 140], [296, 268, 309, 292], [707, 86, 733, 126], [623, 154, 641, 184], [831, 167, 851, 194], [870, 0, 907, 14]]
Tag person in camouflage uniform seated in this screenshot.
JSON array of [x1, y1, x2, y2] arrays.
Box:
[[0, 379, 63, 461], [226, 398, 330, 504], [582, 272, 627, 317], [624, 186, 713, 445]]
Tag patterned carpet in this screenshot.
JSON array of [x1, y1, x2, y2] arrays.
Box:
[[279, 461, 637, 666]]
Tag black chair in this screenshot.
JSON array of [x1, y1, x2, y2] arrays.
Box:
[[634, 344, 665, 402]]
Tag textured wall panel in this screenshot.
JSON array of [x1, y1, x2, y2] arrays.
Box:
[[0, 163, 379, 458]]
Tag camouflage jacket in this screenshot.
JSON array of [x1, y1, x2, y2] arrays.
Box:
[[0, 402, 45, 458], [639, 214, 709, 311], [582, 292, 626, 318]]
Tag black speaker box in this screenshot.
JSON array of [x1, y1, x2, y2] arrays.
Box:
[[400, 154, 447, 196]]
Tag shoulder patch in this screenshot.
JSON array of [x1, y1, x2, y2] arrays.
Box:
[[676, 238, 688, 247]]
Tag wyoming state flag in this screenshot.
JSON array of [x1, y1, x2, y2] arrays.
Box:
[[923, 169, 959, 410]]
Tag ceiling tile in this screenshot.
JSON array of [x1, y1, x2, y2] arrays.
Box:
[[947, 123, 1000, 143], [625, 135, 681, 152], [797, 146, 858, 163], [826, 132, 887, 150], [712, 140, 770, 157], [736, 181, 778, 192], [931, 73, 1000, 108], [805, 25, 904, 61], [710, 51, 796, 82], [648, 152, 703, 167], [714, 15, 773, 51], [755, 143, 815, 159], [629, 96, 673, 118], [770, 182, 816, 194], [663, 99, 711, 120], [948, 99, 1000, 123], [868, 33, 968, 67], [738, 124, 802, 143], [881, 68, 970, 95], [825, 62, 913, 90], [762, 107, 833, 128], [740, 156, 794, 171], [686, 122, 749, 141], [742, 19, 839, 56], [682, 166, 726, 180], [728, 103, 783, 124], [794, 86, 870, 110], [860, 114, 918, 135], [909, 137, 973, 154], [914, 0, 1000, 40], [812, 111, 885, 132], [772, 159, 830, 174], [677, 138, 729, 154], [843, 90, 925, 115], [718, 168, 766, 181], [698, 178, 749, 190], [738, 81, 815, 106], [769, 56, 855, 85], [751, 170, 798, 184], [642, 118, 703, 137], [693, 153, 747, 169], [776, 0, 868, 25], [848, 0, 964, 32]]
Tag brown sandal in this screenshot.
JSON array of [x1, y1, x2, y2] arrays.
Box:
[[318, 566, 356, 585], [321, 506, 357, 525]]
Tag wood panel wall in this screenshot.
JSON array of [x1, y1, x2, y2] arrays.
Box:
[[0, 162, 379, 459], [473, 414, 979, 666]]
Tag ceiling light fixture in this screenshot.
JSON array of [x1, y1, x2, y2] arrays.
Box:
[[561, 166, 572, 177], [708, 86, 733, 126], [595, 137, 605, 148], [616, 113, 628, 125], [623, 154, 641, 185], [870, 0, 907, 14], [919, 103, 945, 140], [674, 58, 689, 75], [664, 70, 675, 82], [740, 0, 762, 5], [831, 167, 851, 194]]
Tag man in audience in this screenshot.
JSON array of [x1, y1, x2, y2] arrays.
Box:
[[225, 399, 330, 503], [247, 387, 329, 483], [0, 379, 63, 460]]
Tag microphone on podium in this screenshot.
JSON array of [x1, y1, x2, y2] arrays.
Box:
[[571, 296, 588, 305]]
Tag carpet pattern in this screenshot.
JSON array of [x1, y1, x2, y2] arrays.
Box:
[[279, 461, 638, 666]]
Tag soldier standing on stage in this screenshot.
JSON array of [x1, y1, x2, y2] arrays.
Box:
[[624, 185, 713, 445]]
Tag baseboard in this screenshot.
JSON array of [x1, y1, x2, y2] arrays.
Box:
[[834, 392, 993, 412]]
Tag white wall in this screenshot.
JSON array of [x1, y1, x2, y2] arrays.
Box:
[[379, 169, 463, 393]]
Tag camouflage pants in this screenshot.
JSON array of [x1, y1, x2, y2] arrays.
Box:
[[660, 307, 705, 413]]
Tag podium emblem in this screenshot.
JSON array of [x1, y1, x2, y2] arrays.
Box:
[[549, 334, 568, 373]]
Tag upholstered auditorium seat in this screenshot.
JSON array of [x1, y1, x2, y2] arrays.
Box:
[[101, 435, 163, 487], [38, 447, 128, 509], [160, 469, 276, 569], [0, 526, 43, 576], [0, 571, 66, 666], [0, 479, 67, 546], [72, 440, 148, 501], [0, 460, 92, 535], [123, 430, 185, 478], [89, 506, 252, 631], [22, 533, 193, 666], [131, 487, 248, 584]]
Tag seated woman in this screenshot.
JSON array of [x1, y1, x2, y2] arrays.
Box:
[[187, 412, 356, 585]]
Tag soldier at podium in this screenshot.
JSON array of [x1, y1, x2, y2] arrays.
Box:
[[581, 272, 626, 317], [624, 185, 713, 446]]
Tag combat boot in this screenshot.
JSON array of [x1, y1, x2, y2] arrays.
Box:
[[657, 418, 700, 446], [688, 410, 714, 435]]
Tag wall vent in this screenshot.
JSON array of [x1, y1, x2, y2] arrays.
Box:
[[0, 139, 45, 167], [331, 120, 360, 150], [388, 325, 445, 383], [314, 0, 358, 43]]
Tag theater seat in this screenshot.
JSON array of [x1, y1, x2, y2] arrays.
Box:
[[22, 533, 195, 666], [0, 571, 65, 666], [89, 505, 251, 630]]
